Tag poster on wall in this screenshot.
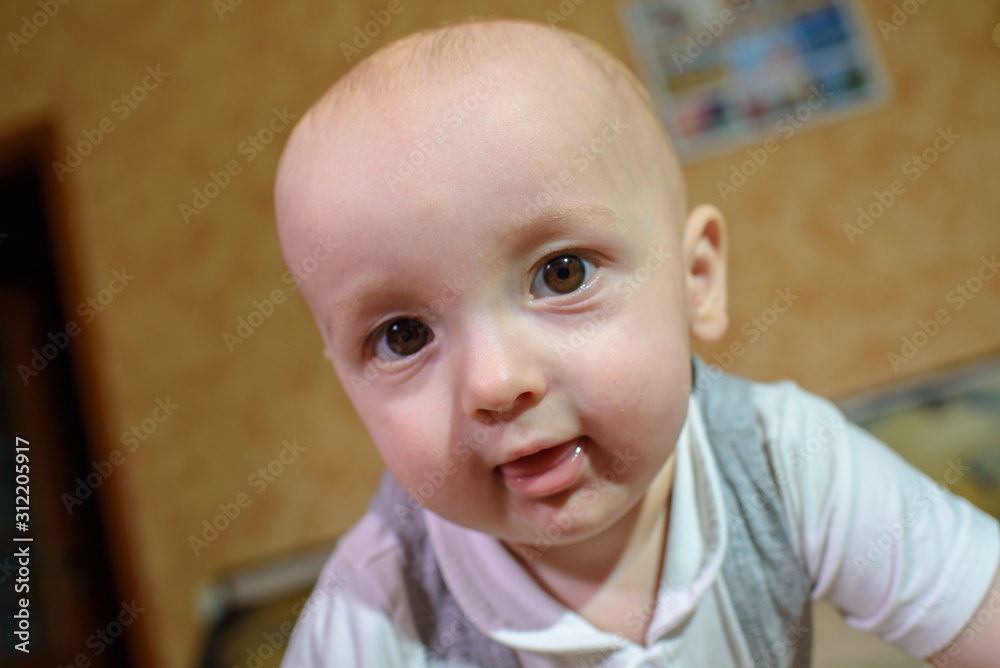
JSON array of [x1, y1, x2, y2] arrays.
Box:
[[617, 0, 889, 162]]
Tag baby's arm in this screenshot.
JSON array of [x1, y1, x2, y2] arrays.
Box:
[[755, 381, 1000, 662], [927, 566, 1000, 667]]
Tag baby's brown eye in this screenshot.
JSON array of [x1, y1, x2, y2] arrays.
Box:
[[536, 255, 593, 295], [544, 256, 585, 293], [382, 318, 430, 357]]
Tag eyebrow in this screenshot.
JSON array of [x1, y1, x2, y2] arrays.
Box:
[[323, 278, 394, 347], [502, 203, 628, 250]]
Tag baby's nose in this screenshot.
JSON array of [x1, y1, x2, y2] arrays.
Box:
[[457, 319, 546, 423]]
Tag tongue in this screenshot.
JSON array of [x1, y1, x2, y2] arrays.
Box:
[[499, 441, 575, 479]]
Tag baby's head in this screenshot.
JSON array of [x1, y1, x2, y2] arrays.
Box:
[[274, 19, 727, 552]]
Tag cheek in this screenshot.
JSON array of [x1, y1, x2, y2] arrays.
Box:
[[351, 390, 446, 475], [565, 283, 690, 455], [353, 388, 484, 508], [574, 281, 689, 388]]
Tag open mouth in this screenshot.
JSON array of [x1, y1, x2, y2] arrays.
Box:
[[498, 437, 587, 497]]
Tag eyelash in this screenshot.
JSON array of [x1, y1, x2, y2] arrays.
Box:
[[528, 250, 599, 299], [363, 249, 602, 363], [364, 317, 432, 363]]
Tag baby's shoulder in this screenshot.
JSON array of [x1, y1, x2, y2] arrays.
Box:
[[304, 510, 415, 620], [740, 376, 857, 478], [283, 511, 436, 666], [746, 376, 845, 438]]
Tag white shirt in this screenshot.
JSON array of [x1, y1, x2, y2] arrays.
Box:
[[281, 379, 1000, 667]]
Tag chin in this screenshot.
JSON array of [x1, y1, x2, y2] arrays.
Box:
[[504, 483, 641, 547]]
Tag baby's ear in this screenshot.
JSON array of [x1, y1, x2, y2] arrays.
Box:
[[683, 204, 728, 342], [323, 346, 336, 366]]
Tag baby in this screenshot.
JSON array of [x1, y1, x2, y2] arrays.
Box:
[[273, 18, 1000, 667]]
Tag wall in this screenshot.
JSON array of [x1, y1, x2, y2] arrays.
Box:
[[0, 1, 997, 666]]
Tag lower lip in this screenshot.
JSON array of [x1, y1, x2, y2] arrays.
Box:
[[499, 438, 587, 497]]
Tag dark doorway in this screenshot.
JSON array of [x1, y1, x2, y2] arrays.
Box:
[[0, 126, 131, 666]]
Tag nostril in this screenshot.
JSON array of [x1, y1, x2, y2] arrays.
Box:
[[471, 390, 537, 424], [457, 333, 546, 420], [499, 390, 541, 420]]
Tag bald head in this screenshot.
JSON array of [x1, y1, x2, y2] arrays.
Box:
[[278, 21, 683, 217], [274, 19, 688, 330], [298, 19, 657, 136]]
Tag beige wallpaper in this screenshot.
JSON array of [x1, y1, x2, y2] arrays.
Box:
[[1, 1, 997, 667]]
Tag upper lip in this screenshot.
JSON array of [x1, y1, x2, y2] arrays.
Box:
[[496, 437, 580, 468]]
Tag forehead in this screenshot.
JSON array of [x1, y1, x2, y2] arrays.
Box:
[[280, 64, 644, 245]]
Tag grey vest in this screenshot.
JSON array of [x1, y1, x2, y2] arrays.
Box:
[[369, 357, 813, 667]]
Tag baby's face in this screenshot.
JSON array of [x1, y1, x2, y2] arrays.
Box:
[[277, 63, 704, 550]]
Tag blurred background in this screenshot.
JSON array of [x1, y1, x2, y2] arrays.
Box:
[[0, 1, 997, 667]]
